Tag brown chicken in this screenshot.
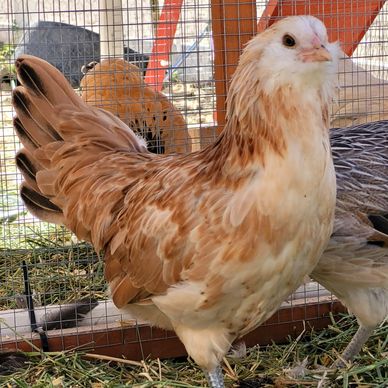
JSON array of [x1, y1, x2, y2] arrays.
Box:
[[12, 16, 339, 387], [80, 58, 191, 154]]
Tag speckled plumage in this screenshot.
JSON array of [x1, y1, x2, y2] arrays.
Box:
[[12, 16, 339, 386], [312, 120, 388, 366]]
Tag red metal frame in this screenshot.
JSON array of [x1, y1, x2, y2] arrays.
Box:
[[144, 0, 184, 91], [258, 0, 385, 56], [145, 0, 385, 94]]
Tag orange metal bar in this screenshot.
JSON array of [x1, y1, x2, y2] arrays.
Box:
[[258, 0, 385, 56], [144, 0, 183, 91]]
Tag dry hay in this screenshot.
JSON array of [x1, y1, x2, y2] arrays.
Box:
[[0, 314, 386, 387]]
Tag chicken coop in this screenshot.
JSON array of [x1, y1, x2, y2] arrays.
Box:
[[0, 0, 387, 384]]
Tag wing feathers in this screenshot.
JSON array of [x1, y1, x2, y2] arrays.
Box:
[[368, 214, 388, 237], [109, 273, 141, 308], [13, 54, 293, 316]]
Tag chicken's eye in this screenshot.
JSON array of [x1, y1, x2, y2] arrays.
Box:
[[282, 34, 296, 48]]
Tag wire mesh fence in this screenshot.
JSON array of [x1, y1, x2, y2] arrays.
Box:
[[0, 0, 387, 358]]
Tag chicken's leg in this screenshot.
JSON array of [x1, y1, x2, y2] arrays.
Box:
[[333, 325, 374, 368], [204, 365, 225, 388]]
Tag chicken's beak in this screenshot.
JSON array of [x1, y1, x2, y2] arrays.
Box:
[[299, 45, 332, 63]]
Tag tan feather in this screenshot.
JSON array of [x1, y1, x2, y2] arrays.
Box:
[[12, 16, 338, 381]]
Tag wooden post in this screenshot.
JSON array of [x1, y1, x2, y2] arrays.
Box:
[[100, 0, 124, 59], [258, 0, 385, 56], [211, 0, 257, 133]]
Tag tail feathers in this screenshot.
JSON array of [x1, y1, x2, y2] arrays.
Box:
[[17, 148, 64, 224], [57, 109, 147, 152], [15, 149, 40, 191], [14, 117, 42, 150], [13, 55, 147, 154], [36, 169, 61, 197], [34, 142, 63, 169], [20, 183, 64, 224], [12, 54, 148, 231], [15, 55, 82, 108], [12, 86, 64, 145]]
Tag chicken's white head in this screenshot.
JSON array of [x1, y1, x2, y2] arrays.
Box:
[[238, 16, 341, 98], [226, 16, 341, 130]]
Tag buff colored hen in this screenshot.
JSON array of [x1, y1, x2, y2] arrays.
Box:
[[12, 16, 339, 387], [80, 59, 191, 154]]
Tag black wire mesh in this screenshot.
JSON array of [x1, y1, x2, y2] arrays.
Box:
[[0, 0, 387, 354], [0, 0, 217, 351]]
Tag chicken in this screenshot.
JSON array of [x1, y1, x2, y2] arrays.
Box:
[[312, 120, 388, 368], [80, 58, 191, 154], [12, 16, 339, 387]]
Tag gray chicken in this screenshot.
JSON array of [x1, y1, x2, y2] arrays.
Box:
[[312, 120, 388, 367]]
